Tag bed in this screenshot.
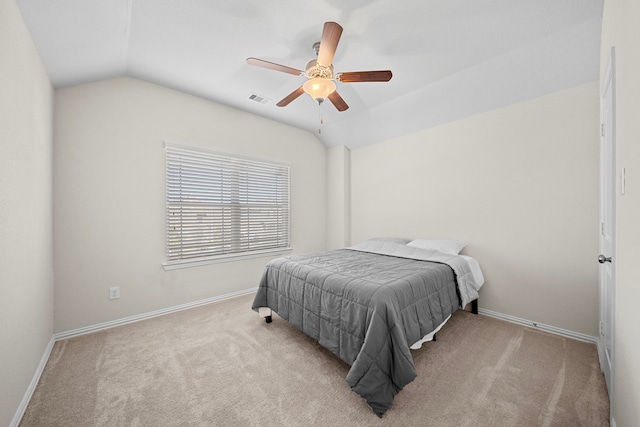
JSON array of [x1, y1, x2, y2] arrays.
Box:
[[251, 238, 484, 417]]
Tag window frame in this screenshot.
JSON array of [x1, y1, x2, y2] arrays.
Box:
[[163, 142, 291, 270]]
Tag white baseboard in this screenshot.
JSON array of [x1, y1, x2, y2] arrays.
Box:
[[9, 336, 56, 427], [54, 287, 258, 341], [51, 292, 597, 345], [478, 308, 598, 344]]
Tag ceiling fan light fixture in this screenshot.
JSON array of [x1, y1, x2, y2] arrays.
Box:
[[303, 77, 336, 103]]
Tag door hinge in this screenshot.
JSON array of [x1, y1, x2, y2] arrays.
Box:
[[601, 123, 605, 137], [600, 321, 605, 336]]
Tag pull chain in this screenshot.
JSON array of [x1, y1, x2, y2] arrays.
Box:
[[318, 100, 324, 134]]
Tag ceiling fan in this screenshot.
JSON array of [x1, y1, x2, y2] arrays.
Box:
[[247, 22, 392, 112]]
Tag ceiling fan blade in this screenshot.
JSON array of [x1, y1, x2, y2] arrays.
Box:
[[317, 22, 343, 67], [276, 87, 305, 107], [246, 57, 303, 76], [338, 70, 393, 83], [328, 91, 349, 112]]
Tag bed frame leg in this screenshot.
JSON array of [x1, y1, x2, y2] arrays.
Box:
[[258, 307, 273, 323], [433, 333, 436, 342], [471, 299, 478, 315]]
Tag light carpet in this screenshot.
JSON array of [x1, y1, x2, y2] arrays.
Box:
[[20, 293, 609, 426]]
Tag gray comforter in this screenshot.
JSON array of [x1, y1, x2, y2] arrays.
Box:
[[251, 242, 478, 416]]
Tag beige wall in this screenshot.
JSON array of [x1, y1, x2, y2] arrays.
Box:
[[326, 146, 351, 249], [0, 0, 54, 425], [351, 83, 600, 337], [53, 77, 326, 333], [600, 0, 640, 425]]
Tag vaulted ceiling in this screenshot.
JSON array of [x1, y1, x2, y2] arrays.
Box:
[[16, 0, 604, 148]]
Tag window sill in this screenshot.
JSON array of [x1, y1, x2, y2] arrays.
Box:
[[162, 247, 292, 271]]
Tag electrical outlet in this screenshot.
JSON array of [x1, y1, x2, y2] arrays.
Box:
[[109, 287, 120, 300]]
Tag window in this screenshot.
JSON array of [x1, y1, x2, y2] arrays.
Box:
[[164, 143, 290, 269]]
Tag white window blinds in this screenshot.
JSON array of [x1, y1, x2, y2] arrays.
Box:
[[165, 143, 290, 267]]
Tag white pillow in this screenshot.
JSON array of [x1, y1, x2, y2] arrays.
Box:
[[407, 239, 466, 255]]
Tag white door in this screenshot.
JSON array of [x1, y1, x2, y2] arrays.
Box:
[[599, 47, 616, 407]]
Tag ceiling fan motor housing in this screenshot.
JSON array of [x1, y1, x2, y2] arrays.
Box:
[[305, 59, 334, 80]]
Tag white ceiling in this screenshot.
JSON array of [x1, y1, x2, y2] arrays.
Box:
[[16, 0, 604, 149]]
